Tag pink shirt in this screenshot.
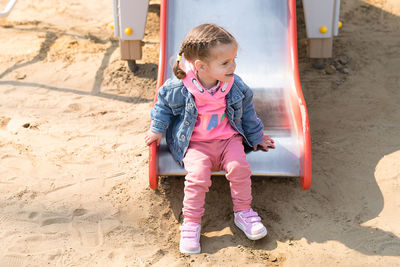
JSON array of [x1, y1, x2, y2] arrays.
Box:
[[182, 61, 237, 141]]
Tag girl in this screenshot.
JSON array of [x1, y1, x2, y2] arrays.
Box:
[[145, 24, 275, 254]]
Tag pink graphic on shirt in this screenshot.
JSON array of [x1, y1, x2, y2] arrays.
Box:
[[196, 113, 228, 131]]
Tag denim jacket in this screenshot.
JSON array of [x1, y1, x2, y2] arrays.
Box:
[[150, 74, 264, 166]]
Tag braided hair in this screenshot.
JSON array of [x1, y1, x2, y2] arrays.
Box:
[[173, 24, 237, 79]]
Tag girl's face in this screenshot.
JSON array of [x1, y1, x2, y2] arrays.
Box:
[[195, 42, 237, 88]]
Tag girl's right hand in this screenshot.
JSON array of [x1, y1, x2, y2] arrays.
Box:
[[253, 135, 275, 151], [145, 131, 163, 146]]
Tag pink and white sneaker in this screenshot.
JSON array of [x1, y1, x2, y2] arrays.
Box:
[[234, 208, 267, 240], [179, 222, 201, 254]]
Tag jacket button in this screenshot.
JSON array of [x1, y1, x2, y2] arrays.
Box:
[[181, 135, 186, 140], [189, 103, 194, 108], [185, 121, 190, 126]]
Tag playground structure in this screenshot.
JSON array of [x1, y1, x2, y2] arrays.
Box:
[[112, 0, 344, 190], [3, 0, 342, 190], [150, 0, 311, 188], [141, 0, 324, 191]]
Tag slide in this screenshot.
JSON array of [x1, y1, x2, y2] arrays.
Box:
[[149, 0, 311, 190]]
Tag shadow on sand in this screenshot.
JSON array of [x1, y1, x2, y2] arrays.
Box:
[[0, 24, 155, 104]]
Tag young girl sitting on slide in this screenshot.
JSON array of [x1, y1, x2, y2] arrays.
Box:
[[145, 23, 275, 254]]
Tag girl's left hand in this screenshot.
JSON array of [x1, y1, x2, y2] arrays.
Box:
[[253, 135, 275, 151]]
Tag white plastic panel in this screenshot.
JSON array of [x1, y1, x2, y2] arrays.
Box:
[[118, 0, 149, 40], [302, 0, 335, 38]]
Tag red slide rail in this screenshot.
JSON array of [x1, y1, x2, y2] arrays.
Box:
[[288, 0, 312, 189], [149, 0, 311, 190], [148, 0, 167, 190]]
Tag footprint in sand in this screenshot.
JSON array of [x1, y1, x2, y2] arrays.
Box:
[[71, 216, 120, 248], [28, 212, 39, 219], [72, 208, 88, 217], [63, 103, 82, 113], [41, 217, 72, 227], [5, 233, 64, 263], [0, 255, 27, 267], [71, 221, 103, 247]]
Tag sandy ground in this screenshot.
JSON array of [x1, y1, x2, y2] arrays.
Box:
[[0, 0, 400, 266]]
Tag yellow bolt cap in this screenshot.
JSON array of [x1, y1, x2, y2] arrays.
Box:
[[338, 21, 343, 29], [109, 23, 114, 30], [319, 25, 328, 34], [125, 27, 133, 35]]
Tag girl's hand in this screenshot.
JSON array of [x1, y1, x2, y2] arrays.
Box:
[[145, 131, 163, 146], [253, 135, 275, 151]]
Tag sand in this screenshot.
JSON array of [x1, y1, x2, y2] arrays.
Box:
[[0, 0, 399, 266]]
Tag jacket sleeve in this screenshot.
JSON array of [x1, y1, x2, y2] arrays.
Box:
[[241, 85, 264, 146], [150, 86, 174, 134]]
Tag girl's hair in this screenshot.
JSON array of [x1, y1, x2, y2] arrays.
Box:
[[173, 24, 237, 79]]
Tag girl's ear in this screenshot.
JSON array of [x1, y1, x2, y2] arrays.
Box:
[[194, 59, 207, 71]]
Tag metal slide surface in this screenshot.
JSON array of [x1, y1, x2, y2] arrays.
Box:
[[151, 0, 311, 189]]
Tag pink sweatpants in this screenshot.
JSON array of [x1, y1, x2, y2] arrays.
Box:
[[182, 134, 252, 223]]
